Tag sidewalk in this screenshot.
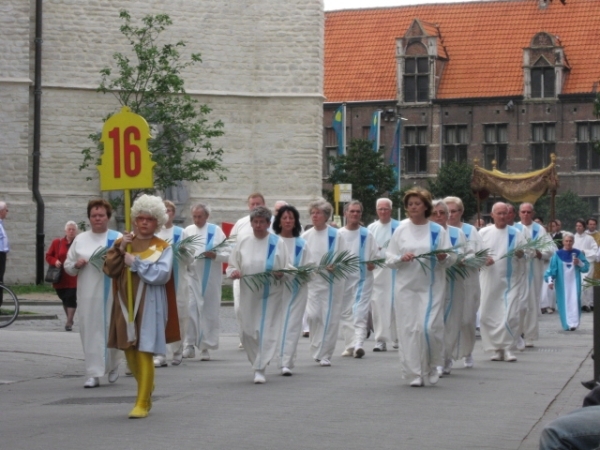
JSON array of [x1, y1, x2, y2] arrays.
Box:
[[0, 311, 595, 450]]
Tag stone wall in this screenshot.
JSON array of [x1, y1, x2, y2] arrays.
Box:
[[0, 0, 324, 283]]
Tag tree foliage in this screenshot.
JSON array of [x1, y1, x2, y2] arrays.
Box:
[[428, 162, 478, 222], [533, 190, 592, 231], [80, 10, 226, 196], [325, 139, 402, 223]]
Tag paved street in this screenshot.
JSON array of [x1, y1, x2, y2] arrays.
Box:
[[0, 302, 596, 450]]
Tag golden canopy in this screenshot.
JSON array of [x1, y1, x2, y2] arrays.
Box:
[[471, 155, 559, 203]]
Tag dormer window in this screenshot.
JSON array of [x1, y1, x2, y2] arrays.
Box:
[[397, 19, 448, 104], [523, 32, 569, 100]]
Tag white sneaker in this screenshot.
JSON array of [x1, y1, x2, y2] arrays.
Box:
[[319, 359, 331, 367], [464, 355, 474, 368], [442, 359, 453, 375], [392, 340, 399, 349], [254, 370, 266, 384], [516, 336, 525, 352], [281, 367, 292, 376], [84, 377, 99, 388], [182, 346, 195, 359], [108, 368, 119, 383], [525, 340, 534, 348], [341, 348, 354, 357], [200, 349, 211, 361], [238, 342, 244, 349], [428, 370, 440, 385], [491, 350, 504, 361], [153, 355, 168, 367], [354, 348, 365, 359], [436, 366, 444, 378], [504, 350, 517, 362], [410, 376, 424, 387], [373, 341, 387, 352], [171, 353, 183, 366]]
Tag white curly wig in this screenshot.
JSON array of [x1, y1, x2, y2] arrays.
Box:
[[131, 194, 168, 228]]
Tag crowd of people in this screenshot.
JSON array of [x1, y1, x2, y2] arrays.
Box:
[[29, 188, 599, 420]]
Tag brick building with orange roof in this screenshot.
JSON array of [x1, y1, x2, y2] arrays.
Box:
[[324, 0, 600, 218]]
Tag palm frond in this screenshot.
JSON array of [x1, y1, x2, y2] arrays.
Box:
[[315, 250, 360, 283], [583, 277, 600, 289], [195, 235, 236, 260], [499, 236, 557, 260], [445, 248, 491, 281], [360, 258, 387, 269], [171, 234, 203, 263], [413, 245, 463, 275], [89, 246, 109, 271], [242, 266, 315, 292]]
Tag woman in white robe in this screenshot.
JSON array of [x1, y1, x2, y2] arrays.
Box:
[[64, 199, 122, 388], [545, 232, 590, 330], [444, 196, 482, 368], [386, 188, 455, 387], [182, 203, 229, 361], [574, 219, 598, 311], [227, 206, 290, 384], [430, 200, 466, 376], [273, 205, 311, 376], [302, 199, 347, 367]]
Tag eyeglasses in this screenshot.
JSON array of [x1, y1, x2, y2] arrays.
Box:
[[448, 209, 461, 214], [521, 210, 533, 214], [432, 210, 447, 215]]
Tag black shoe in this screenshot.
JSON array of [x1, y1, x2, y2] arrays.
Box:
[[581, 379, 600, 390], [582, 306, 592, 313]]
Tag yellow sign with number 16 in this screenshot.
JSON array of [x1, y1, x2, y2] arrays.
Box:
[[97, 106, 155, 191]]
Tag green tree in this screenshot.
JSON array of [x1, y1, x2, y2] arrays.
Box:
[[533, 190, 592, 231], [427, 162, 478, 222], [325, 139, 402, 223], [80, 10, 226, 198]]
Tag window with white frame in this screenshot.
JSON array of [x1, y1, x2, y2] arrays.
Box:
[[405, 126, 428, 173], [483, 124, 508, 171], [443, 125, 468, 164], [576, 122, 600, 171], [531, 123, 555, 169]]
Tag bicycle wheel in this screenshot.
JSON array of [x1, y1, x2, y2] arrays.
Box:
[[0, 284, 19, 328]]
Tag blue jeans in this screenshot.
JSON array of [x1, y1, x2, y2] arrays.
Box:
[[539, 405, 600, 449]]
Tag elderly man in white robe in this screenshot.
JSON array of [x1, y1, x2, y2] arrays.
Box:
[[181, 203, 229, 362], [64, 199, 123, 388], [227, 205, 291, 384], [514, 202, 555, 348], [302, 199, 347, 367], [367, 198, 400, 352], [338, 200, 379, 359], [479, 202, 527, 363], [154, 200, 189, 367], [444, 196, 483, 368]]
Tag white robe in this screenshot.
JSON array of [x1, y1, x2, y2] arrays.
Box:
[[386, 220, 455, 379], [183, 223, 229, 351], [64, 230, 123, 378], [574, 232, 598, 308], [479, 225, 527, 352], [226, 233, 289, 371], [454, 223, 482, 359], [515, 222, 555, 342], [156, 226, 189, 357], [443, 225, 467, 362], [338, 226, 379, 350], [302, 226, 347, 361], [367, 219, 400, 344], [278, 236, 311, 369], [231, 215, 253, 327]]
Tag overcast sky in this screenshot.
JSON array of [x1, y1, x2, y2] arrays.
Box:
[[324, 0, 484, 11]]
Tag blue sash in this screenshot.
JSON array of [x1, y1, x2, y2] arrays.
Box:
[[201, 224, 218, 296], [448, 226, 460, 247], [462, 223, 474, 240]]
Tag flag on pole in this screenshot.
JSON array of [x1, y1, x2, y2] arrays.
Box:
[[332, 104, 346, 155], [368, 110, 381, 152], [390, 120, 402, 191]]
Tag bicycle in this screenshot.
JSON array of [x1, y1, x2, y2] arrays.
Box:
[[0, 283, 19, 328]]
